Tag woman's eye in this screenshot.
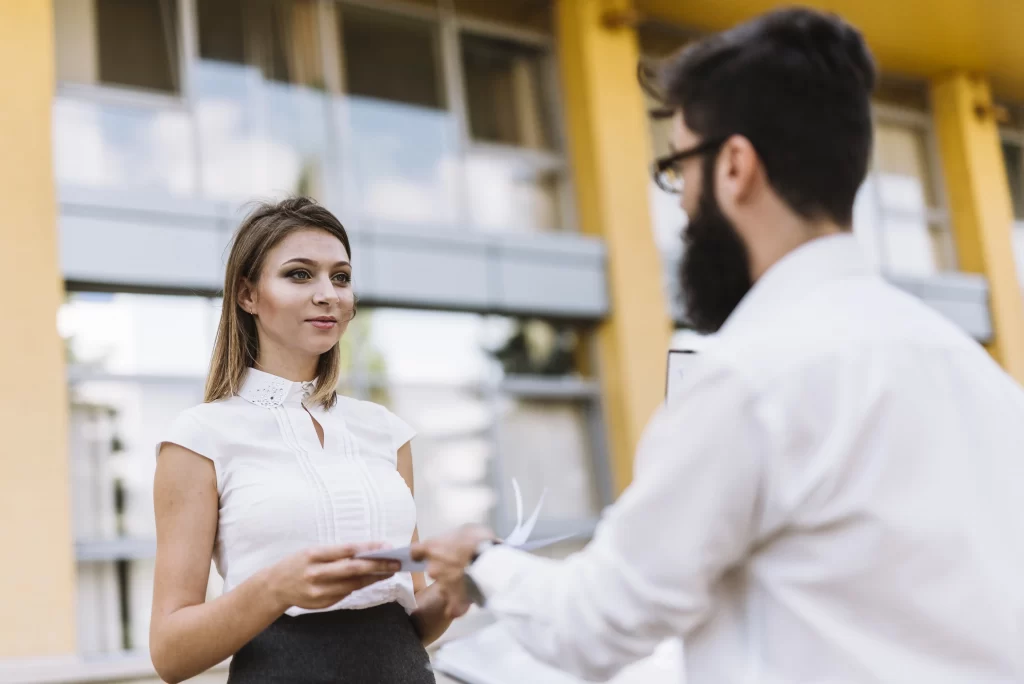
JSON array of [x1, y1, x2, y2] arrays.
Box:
[[332, 272, 352, 285], [288, 270, 312, 280]]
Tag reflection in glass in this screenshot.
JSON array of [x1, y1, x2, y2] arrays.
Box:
[[195, 0, 330, 200], [339, 97, 461, 229], [496, 398, 600, 523], [487, 319, 580, 376], [464, 150, 563, 232], [61, 293, 221, 376], [53, 98, 197, 194], [461, 33, 554, 150]]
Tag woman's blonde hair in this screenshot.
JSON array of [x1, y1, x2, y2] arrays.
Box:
[[205, 197, 353, 410]]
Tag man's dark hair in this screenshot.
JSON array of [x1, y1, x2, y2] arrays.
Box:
[[644, 7, 876, 227]]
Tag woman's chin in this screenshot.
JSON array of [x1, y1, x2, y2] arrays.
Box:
[[308, 339, 341, 357]]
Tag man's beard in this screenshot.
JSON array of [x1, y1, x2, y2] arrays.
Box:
[[676, 166, 754, 334]]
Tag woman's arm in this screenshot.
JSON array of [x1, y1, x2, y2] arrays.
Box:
[[150, 444, 398, 683], [150, 443, 284, 683], [397, 441, 454, 645]]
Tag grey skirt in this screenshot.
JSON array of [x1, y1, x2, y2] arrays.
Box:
[[228, 602, 435, 684]]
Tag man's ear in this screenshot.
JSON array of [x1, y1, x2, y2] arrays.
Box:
[[237, 278, 257, 315], [717, 134, 762, 208]]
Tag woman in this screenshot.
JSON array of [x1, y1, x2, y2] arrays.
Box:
[[150, 197, 449, 683]]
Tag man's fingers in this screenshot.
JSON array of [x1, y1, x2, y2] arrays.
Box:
[[409, 543, 428, 562]]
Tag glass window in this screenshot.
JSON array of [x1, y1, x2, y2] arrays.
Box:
[[853, 119, 954, 276], [334, 7, 461, 229], [461, 34, 555, 150], [1002, 141, 1024, 220], [194, 0, 331, 200], [52, 97, 198, 195], [198, 0, 324, 87], [62, 293, 220, 655], [340, 8, 444, 110], [1002, 139, 1024, 286], [463, 149, 564, 232], [54, 0, 180, 93]]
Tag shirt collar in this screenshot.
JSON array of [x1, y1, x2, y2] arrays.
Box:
[[238, 368, 317, 409], [718, 233, 872, 339]]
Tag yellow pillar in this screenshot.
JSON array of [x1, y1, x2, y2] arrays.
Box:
[[931, 72, 1024, 383], [0, 0, 76, 657], [556, 0, 672, 494]]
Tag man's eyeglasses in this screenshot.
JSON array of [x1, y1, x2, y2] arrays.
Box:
[[651, 137, 727, 194]]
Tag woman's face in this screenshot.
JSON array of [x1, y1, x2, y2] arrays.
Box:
[[241, 228, 355, 364]]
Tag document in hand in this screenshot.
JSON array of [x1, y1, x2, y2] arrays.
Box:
[[432, 622, 685, 684], [357, 480, 554, 571], [665, 349, 698, 404]]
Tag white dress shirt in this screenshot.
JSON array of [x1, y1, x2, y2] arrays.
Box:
[[158, 368, 419, 616], [469, 234, 1024, 683]]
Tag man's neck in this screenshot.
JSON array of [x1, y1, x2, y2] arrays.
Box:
[[748, 220, 845, 282]]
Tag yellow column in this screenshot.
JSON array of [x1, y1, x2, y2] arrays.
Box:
[[0, 0, 76, 657], [931, 72, 1024, 383], [556, 0, 672, 494]]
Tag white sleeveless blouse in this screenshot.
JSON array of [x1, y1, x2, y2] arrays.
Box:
[[157, 368, 418, 616]]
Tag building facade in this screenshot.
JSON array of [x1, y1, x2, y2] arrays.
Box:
[[1, 0, 1022, 681]]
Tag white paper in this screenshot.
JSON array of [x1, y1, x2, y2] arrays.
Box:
[[357, 479, 549, 571], [358, 545, 428, 573]]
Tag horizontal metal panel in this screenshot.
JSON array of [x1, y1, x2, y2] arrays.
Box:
[[75, 537, 156, 562], [60, 214, 231, 292], [495, 256, 607, 317], [888, 273, 993, 341], [361, 229, 492, 309], [58, 204, 610, 320]]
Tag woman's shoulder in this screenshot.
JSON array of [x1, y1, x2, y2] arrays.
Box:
[[333, 395, 416, 451], [174, 395, 246, 425], [158, 396, 247, 461], [332, 394, 393, 424]]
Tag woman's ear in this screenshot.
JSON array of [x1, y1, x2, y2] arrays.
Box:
[[237, 278, 257, 315]]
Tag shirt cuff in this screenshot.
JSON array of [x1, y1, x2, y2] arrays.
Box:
[[466, 545, 544, 606]]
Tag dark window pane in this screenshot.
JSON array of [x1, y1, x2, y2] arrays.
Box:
[[461, 34, 553, 149], [55, 0, 180, 92], [197, 0, 324, 88], [340, 9, 444, 109], [1003, 141, 1024, 220]]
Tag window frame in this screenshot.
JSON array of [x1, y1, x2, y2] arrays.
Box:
[[54, 0, 192, 103], [867, 102, 957, 275], [999, 125, 1024, 222], [53, 0, 579, 234], [997, 124, 1024, 286], [451, 18, 577, 233]]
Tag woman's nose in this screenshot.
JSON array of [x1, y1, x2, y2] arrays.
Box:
[[311, 276, 339, 305]]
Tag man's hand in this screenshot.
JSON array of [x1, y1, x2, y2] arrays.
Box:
[[410, 524, 497, 619]]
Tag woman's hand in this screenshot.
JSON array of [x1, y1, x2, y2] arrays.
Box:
[[266, 543, 400, 612]]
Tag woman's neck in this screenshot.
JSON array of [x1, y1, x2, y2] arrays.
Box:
[[253, 347, 318, 383]]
